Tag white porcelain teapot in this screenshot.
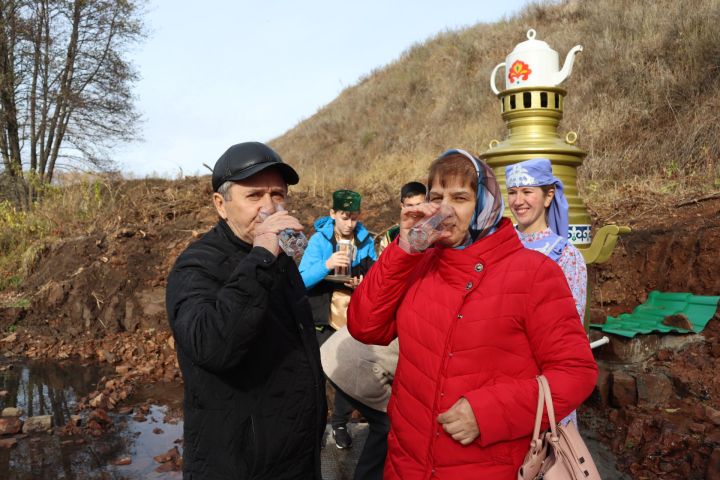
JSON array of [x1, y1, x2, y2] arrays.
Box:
[[490, 29, 583, 94]]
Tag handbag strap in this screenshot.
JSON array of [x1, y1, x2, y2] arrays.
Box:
[[531, 375, 561, 443], [537, 375, 558, 438], [531, 376, 545, 442]]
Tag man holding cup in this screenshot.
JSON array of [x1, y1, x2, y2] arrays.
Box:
[[299, 189, 377, 449], [165, 142, 326, 479]]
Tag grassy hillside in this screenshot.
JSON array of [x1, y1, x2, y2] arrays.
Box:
[[2, 0, 720, 287], [271, 0, 720, 208]]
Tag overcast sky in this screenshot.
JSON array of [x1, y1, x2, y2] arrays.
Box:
[[116, 0, 535, 177]]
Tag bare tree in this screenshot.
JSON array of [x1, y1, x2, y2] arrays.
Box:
[[0, 0, 144, 207]]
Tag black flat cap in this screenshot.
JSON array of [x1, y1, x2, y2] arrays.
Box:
[[211, 142, 299, 192]]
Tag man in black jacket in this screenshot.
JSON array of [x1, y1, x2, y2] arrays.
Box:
[[166, 142, 326, 479]]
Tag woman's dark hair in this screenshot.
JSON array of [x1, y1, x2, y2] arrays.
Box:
[[400, 181, 427, 202], [427, 153, 478, 194]]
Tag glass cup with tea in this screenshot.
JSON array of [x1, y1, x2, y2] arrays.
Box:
[[334, 239, 355, 277]]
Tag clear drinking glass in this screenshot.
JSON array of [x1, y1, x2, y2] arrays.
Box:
[[257, 205, 308, 262], [407, 204, 454, 252], [334, 239, 354, 277]]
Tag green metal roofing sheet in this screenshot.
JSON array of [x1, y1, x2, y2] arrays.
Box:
[[590, 291, 720, 338]]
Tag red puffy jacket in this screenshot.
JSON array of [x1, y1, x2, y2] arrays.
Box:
[[348, 219, 598, 479]]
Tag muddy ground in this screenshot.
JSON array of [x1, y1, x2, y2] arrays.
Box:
[[1, 177, 719, 478]]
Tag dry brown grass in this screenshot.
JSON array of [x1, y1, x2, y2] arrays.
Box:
[[271, 0, 720, 209], [0, 175, 211, 285]]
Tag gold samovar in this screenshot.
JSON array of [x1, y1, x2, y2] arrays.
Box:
[[480, 29, 630, 339]]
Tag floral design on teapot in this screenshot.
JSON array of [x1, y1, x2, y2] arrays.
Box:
[[508, 60, 532, 85], [490, 29, 583, 94]]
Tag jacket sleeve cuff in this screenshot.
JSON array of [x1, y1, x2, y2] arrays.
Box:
[[382, 237, 425, 265], [463, 389, 510, 447], [228, 246, 279, 290]]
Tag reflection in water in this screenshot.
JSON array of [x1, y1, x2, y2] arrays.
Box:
[[112, 404, 183, 479], [0, 359, 184, 479], [1, 360, 107, 428]]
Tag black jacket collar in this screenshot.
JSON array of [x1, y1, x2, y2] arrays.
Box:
[[217, 218, 254, 252]]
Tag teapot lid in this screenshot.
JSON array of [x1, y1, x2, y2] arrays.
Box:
[[511, 29, 556, 53]]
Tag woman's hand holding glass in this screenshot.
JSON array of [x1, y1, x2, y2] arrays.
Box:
[[398, 203, 454, 253]]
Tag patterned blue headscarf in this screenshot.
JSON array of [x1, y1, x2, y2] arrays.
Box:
[[438, 149, 504, 242], [505, 158, 568, 239]]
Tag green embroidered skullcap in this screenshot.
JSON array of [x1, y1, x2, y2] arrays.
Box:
[[332, 189, 361, 212]]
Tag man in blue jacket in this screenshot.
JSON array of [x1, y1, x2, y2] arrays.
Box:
[[299, 189, 377, 449]]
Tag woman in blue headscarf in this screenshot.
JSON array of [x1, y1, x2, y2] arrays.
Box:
[[505, 158, 588, 427], [505, 158, 587, 321], [348, 149, 597, 479]]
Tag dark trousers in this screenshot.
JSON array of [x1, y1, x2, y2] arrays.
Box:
[[332, 382, 390, 480], [317, 327, 354, 428]]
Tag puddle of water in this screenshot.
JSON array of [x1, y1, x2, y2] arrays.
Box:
[[130, 382, 183, 413], [0, 359, 184, 479], [0, 358, 111, 427], [106, 404, 184, 479]]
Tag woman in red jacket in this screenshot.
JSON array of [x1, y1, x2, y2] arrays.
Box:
[[347, 149, 598, 479]]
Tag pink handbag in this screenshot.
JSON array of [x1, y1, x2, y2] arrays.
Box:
[[517, 375, 602, 480]]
